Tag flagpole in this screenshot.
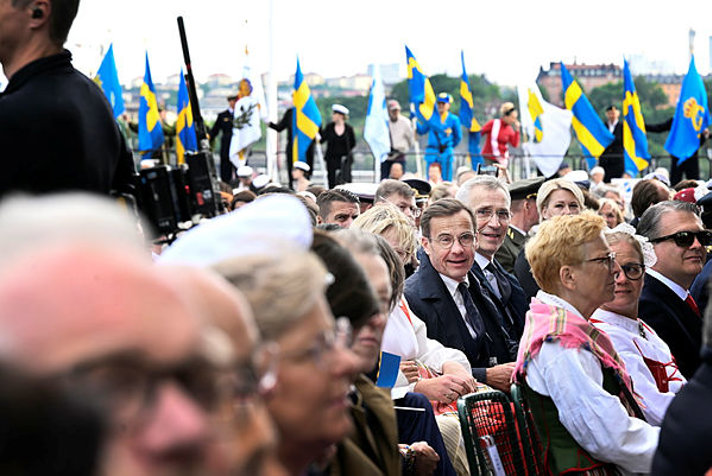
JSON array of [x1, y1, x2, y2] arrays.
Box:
[[266, 0, 278, 182]]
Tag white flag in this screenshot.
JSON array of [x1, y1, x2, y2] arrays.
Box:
[[364, 65, 391, 165], [229, 94, 261, 167], [517, 84, 573, 177]]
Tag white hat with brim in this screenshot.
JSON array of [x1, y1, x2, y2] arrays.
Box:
[[332, 104, 349, 115]]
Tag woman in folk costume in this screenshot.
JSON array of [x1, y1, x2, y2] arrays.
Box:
[[514, 212, 659, 475], [480, 102, 520, 167], [590, 224, 686, 426]]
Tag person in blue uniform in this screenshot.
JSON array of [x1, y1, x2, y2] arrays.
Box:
[[416, 93, 462, 182]]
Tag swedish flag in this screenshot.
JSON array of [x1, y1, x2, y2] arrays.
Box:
[[561, 62, 613, 167], [405, 46, 439, 129], [622, 60, 650, 174], [138, 53, 164, 155], [459, 51, 482, 167], [665, 55, 711, 163], [93, 44, 124, 118], [176, 70, 197, 165], [292, 58, 322, 163], [527, 88, 544, 143]]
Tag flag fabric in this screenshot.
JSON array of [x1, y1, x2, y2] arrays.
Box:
[[175, 70, 197, 165], [93, 44, 124, 118], [405, 46, 440, 131], [665, 55, 711, 163], [517, 84, 573, 177], [622, 60, 650, 174], [229, 80, 262, 167], [560, 62, 614, 168], [364, 64, 391, 163], [138, 53, 164, 154], [527, 88, 544, 143], [375, 351, 401, 388], [241, 47, 268, 122], [459, 51, 482, 168], [291, 58, 322, 163]]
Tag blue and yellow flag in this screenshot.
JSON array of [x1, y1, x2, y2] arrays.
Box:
[[405, 46, 440, 130], [176, 70, 198, 165], [93, 44, 124, 118], [527, 88, 544, 143], [561, 62, 614, 168], [665, 55, 711, 163], [459, 51, 482, 168], [622, 60, 650, 174], [138, 53, 164, 154], [291, 58, 322, 163]]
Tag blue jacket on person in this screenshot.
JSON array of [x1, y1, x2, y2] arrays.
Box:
[[417, 113, 462, 151]]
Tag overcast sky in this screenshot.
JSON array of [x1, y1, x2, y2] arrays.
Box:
[[64, 0, 712, 87]]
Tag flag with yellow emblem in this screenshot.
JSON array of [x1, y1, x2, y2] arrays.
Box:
[[622, 60, 650, 174], [527, 88, 544, 143], [93, 43, 124, 118], [405, 46, 440, 131], [560, 62, 613, 168], [459, 51, 482, 168], [665, 55, 711, 163], [138, 53, 164, 154], [291, 58, 322, 163], [175, 70, 197, 165]]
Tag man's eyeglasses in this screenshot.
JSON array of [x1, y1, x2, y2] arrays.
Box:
[[585, 252, 617, 271], [280, 317, 353, 370], [617, 262, 645, 281], [431, 232, 476, 249], [649, 230, 712, 248], [475, 208, 511, 222]]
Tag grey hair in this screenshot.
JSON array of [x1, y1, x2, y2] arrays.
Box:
[[0, 193, 147, 263], [456, 175, 511, 209], [636, 201, 700, 240]]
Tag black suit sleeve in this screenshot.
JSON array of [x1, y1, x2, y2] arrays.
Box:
[[269, 108, 291, 132], [645, 117, 673, 133], [209, 114, 222, 141]]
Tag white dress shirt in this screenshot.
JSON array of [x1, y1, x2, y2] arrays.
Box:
[[590, 308, 686, 426], [382, 297, 472, 399], [439, 273, 478, 339], [524, 291, 660, 474]]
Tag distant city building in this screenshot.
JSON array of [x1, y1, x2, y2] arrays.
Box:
[[205, 73, 234, 88], [537, 62, 622, 107], [324, 74, 372, 91]]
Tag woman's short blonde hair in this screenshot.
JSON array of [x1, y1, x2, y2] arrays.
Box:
[[597, 197, 624, 227], [499, 102, 516, 117], [351, 203, 417, 262], [536, 178, 585, 216], [525, 211, 606, 292], [213, 250, 327, 341]]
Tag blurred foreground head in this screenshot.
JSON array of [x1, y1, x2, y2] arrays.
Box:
[[0, 242, 233, 476]]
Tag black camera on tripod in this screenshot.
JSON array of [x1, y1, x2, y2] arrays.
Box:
[[137, 151, 224, 237]]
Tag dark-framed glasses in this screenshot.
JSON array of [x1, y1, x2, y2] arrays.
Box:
[[618, 262, 645, 281], [475, 208, 511, 222], [649, 230, 712, 248], [431, 232, 476, 249], [279, 317, 353, 370], [585, 251, 617, 271]]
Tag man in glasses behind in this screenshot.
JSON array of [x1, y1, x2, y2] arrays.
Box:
[[637, 201, 710, 379]]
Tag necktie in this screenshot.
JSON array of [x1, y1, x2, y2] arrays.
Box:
[[484, 263, 502, 299], [686, 294, 701, 318], [457, 282, 485, 338]]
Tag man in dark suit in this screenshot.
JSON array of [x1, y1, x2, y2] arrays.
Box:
[[210, 95, 237, 184], [637, 200, 708, 379], [598, 105, 624, 182], [495, 177, 544, 273], [404, 199, 516, 391], [456, 176, 528, 342]]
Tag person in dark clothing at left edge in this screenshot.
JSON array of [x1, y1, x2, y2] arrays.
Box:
[[598, 105, 624, 182], [321, 104, 356, 189], [0, 0, 136, 198], [209, 95, 237, 184]]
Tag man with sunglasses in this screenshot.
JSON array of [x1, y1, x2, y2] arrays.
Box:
[[637, 201, 709, 378], [404, 199, 517, 391]]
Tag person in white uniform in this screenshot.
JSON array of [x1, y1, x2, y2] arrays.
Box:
[[514, 212, 660, 475], [591, 224, 686, 426]]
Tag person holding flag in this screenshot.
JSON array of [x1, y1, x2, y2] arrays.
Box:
[[480, 102, 521, 167], [175, 70, 198, 165], [416, 93, 462, 182], [648, 56, 710, 185], [229, 78, 262, 169]]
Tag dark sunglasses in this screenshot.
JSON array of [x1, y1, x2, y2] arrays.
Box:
[[649, 230, 712, 248]]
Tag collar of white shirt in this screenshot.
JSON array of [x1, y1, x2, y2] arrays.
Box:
[[535, 290, 585, 319], [590, 308, 640, 334], [440, 273, 469, 299], [475, 252, 491, 272], [646, 268, 688, 300]]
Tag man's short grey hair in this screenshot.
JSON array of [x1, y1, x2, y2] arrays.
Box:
[[375, 179, 414, 201], [455, 175, 511, 209], [637, 200, 700, 240], [0, 193, 146, 263]]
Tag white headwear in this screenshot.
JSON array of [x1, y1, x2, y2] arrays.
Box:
[[606, 223, 657, 268], [158, 195, 312, 267]]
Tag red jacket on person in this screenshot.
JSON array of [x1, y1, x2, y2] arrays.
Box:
[[481, 118, 520, 163]]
